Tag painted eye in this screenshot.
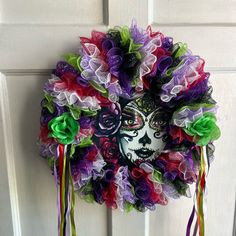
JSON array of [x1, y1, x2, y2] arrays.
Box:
[[127, 119, 134, 125], [149, 111, 167, 130], [122, 118, 135, 126], [121, 109, 144, 131]]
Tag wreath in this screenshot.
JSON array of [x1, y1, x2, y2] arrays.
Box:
[[39, 21, 220, 236]]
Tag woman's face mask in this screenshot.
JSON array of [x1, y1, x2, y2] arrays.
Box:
[[119, 94, 167, 163]]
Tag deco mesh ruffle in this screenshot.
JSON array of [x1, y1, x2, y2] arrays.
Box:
[[39, 21, 220, 236]]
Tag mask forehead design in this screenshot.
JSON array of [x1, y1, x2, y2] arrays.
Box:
[[127, 93, 158, 117]]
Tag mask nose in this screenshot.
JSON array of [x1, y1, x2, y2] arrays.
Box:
[[138, 131, 151, 146]]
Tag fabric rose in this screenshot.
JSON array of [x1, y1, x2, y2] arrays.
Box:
[[40, 100, 66, 125], [184, 113, 220, 146], [48, 112, 79, 144], [99, 137, 120, 163], [94, 102, 121, 136]]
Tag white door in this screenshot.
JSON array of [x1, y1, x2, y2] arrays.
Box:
[[1, 0, 236, 235]]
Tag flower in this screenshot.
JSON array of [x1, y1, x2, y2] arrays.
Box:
[[48, 112, 79, 144], [184, 113, 221, 146], [40, 100, 66, 125], [94, 102, 121, 136], [99, 137, 120, 163]]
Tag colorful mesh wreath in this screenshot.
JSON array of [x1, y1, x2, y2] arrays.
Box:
[[39, 21, 220, 236]]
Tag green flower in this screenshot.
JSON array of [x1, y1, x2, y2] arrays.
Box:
[[184, 113, 220, 146], [48, 112, 79, 145]]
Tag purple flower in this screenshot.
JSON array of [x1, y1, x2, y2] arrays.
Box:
[[94, 102, 121, 137], [40, 102, 66, 125]]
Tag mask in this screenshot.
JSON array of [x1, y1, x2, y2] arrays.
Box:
[[118, 93, 167, 163]]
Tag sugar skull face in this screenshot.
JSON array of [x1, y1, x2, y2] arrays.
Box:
[[118, 94, 167, 163]]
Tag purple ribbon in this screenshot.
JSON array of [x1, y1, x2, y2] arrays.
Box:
[[54, 159, 60, 236], [186, 205, 195, 236]]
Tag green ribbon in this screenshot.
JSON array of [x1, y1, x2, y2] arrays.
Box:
[[173, 42, 188, 58], [119, 26, 142, 59], [164, 58, 185, 77], [68, 105, 82, 120], [120, 26, 131, 47], [64, 53, 83, 72], [78, 137, 93, 148], [68, 104, 97, 120], [184, 113, 221, 146], [43, 93, 54, 113], [197, 147, 206, 236], [80, 182, 95, 203], [124, 202, 134, 212], [48, 112, 79, 145], [88, 80, 108, 95], [82, 108, 97, 117], [152, 170, 163, 183], [60, 151, 67, 236]]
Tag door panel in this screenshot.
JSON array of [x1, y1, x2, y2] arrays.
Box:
[[1, 0, 104, 24], [154, 0, 236, 24]]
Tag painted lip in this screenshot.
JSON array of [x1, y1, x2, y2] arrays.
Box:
[[133, 148, 155, 159]]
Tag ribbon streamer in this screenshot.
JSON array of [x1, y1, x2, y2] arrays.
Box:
[[186, 206, 195, 236], [56, 144, 77, 236], [197, 146, 206, 236], [186, 146, 206, 236]]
